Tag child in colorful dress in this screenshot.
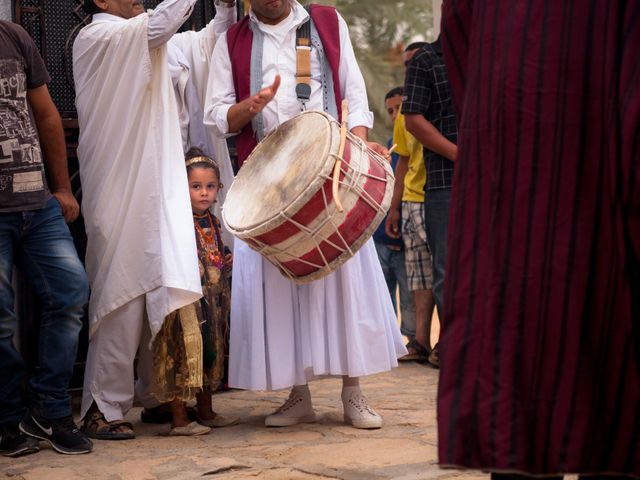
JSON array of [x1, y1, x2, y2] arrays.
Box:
[[152, 148, 237, 436]]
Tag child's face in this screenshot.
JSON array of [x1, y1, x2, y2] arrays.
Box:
[[385, 94, 402, 123], [188, 167, 220, 215]]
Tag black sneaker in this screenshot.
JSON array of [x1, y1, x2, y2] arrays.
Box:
[[0, 423, 40, 457], [19, 414, 93, 455]]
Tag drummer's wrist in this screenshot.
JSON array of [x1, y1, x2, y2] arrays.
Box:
[[215, 0, 236, 7], [227, 101, 254, 133], [350, 126, 368, 142]]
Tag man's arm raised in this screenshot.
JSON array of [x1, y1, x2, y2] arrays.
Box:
[[147, 0, 198, 49]]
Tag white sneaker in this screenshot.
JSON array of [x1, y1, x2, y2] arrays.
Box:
[[342, 388, 383, 429], [264, 386, 317, 427]]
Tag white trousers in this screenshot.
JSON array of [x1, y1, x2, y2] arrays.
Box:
[[80, 296, 160, 421]]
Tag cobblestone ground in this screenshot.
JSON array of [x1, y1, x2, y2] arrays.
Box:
[[0, 361, 492, 480]]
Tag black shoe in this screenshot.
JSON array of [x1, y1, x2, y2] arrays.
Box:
[[141, 404, 197, 424], [140, 405, 173, 424], [0, 423, 40, 457], [20, 414, 93, 455]]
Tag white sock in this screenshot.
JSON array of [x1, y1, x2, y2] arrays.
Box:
[[341, 385, 362, 401], [291, 384, 310, 395]]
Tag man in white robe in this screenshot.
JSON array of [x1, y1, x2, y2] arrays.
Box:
[[73, 0, 233, 439], [205, 0, 407, 430], [166, 3, 236, 247]]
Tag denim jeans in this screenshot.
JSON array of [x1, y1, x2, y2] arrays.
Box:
[[424, 188, 451, 322], [0, 197, 89, 424], [374, 241, 416, 338]]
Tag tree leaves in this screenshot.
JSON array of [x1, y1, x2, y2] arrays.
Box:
[[319, 0, 436, 142]]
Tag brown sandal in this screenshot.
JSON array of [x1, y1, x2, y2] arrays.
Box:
[[81, 411, 135, 440], [398, 339, 430, 363], [428, 343, 440, 369]]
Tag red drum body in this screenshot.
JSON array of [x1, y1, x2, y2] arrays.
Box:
[[223, 111, 394, 283]]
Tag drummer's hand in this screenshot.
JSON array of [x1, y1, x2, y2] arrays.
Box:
[[249, 74, 281, 114], [385, 208, 401, 239], [367, 141, 391, 161]]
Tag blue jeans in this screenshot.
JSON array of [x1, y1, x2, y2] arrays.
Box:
[[374, 241, 416, 338], [0, 197, 88, 424], [424, 188, 451, 322]]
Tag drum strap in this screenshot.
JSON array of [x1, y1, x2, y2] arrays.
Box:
[[295, 7, 312, 109], [247, 7, 339, 140]]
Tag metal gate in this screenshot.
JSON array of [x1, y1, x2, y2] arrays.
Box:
[[14, 0, 240, 115]]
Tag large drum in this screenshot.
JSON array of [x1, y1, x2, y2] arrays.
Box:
[[223, 111, 394, 283]]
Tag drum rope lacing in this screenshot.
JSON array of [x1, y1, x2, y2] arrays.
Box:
[[245, 139, 390, 282]]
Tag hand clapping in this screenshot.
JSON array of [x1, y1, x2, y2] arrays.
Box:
[[248, 74, 281, 114]]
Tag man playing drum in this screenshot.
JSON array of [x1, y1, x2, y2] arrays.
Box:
[[205, 0, 407, 429]]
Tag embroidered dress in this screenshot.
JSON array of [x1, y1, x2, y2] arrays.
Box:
[[153, 211, 231, 401]]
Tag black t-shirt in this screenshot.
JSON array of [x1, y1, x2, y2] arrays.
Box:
[[0, 20, 51, 212]]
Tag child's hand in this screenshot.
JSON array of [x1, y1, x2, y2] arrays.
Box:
[[223, 253, 233, 276]]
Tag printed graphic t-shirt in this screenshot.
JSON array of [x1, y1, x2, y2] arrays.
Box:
[[0, 21, 51, 212]]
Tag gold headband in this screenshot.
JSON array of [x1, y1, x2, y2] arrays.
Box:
[[185, 156, 219, 169], [186, 156, 223, 189]]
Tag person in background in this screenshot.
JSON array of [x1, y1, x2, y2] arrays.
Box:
[[373, 86, 416, 347], [0, 20, 92, 456], [402, 38, 457, 368], [386, 42, 438, 366]]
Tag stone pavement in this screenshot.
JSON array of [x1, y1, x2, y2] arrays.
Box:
[[1, 362, 490, 480]]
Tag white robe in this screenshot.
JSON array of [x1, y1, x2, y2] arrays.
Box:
[[206, 2, 407, 391], [74, 13, 201, 338], [168, 8, 236, 248], [231, 239, 406, 390]]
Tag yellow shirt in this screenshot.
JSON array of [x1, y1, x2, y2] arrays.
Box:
[[393, 110, 426, 202]]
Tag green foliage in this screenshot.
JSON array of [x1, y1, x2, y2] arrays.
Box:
[[310, 0, 436, 142]]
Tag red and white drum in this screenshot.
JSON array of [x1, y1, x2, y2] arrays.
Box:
[[223, 111, 394, 284]]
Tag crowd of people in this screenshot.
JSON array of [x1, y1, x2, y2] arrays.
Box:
[[0, 0, 638, 478]]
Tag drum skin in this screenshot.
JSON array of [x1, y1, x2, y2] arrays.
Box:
[[223, 111, 394, 283]]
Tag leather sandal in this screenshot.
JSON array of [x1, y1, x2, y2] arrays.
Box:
[[428, 343, 440, 369], [398, 338, 430, 363], [82, 411, 135, 440]]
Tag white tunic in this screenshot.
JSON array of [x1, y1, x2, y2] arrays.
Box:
[[74, 10, 202, 338], [167, 5, 237, 248], [205, 2, 406, 391]]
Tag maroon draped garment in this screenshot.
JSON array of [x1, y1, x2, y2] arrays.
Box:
[[438, 0, 640, 476]]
